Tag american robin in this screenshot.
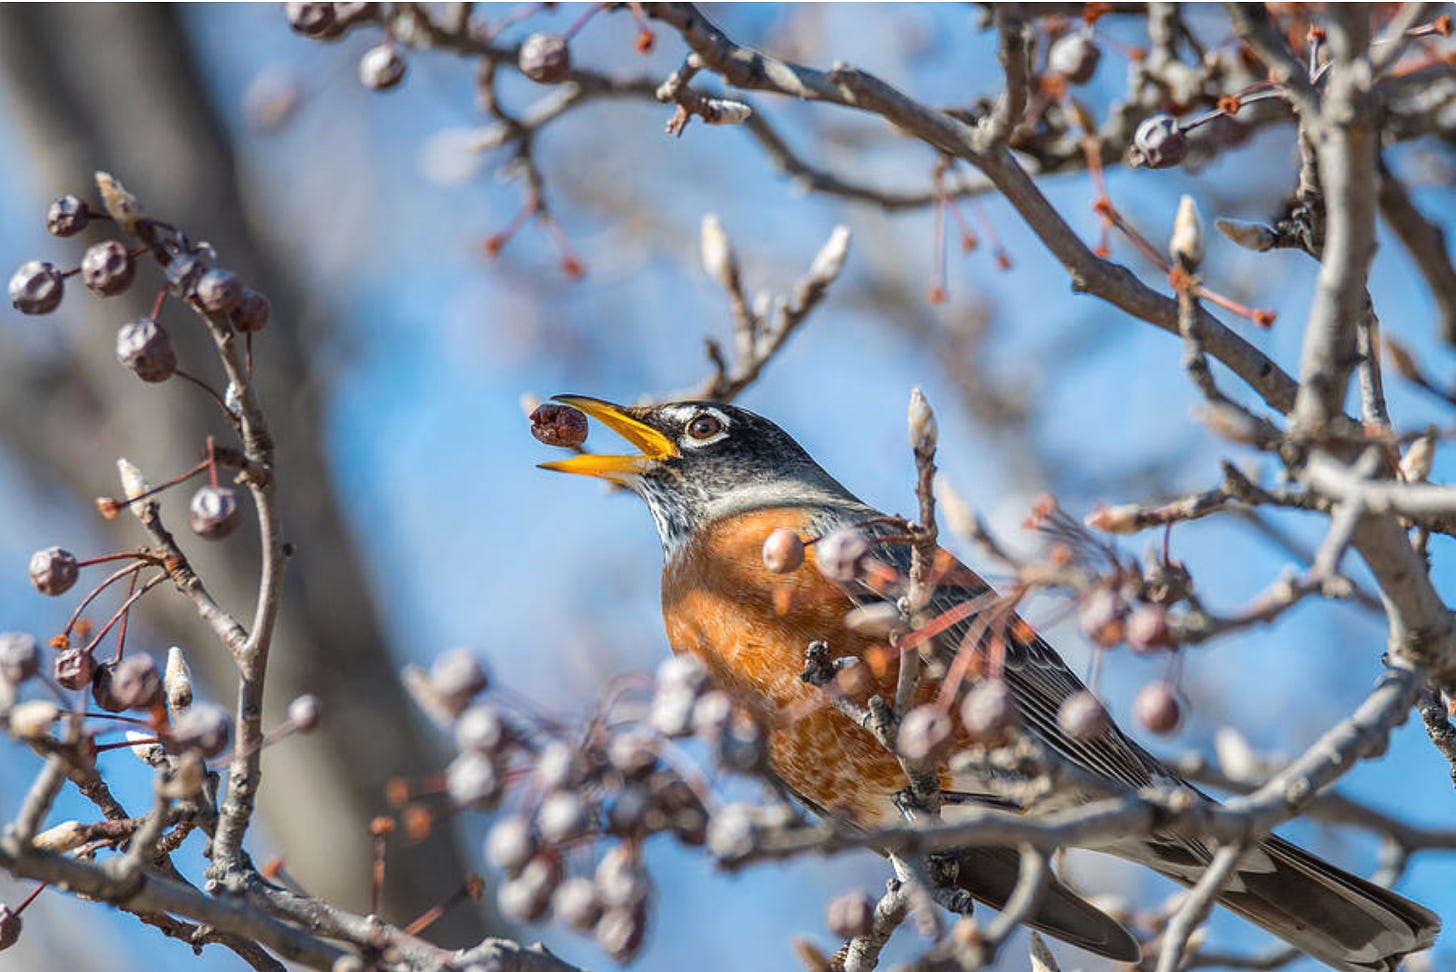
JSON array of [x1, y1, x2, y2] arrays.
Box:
[[540, 395, 1440, 971]]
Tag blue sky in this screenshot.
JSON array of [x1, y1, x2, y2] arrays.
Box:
[[2, 5, 1455, 971]]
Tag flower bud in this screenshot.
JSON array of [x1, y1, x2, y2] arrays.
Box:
[[1170, 194, 1203, 269], [907, 386, 937, 454], [700, 213, 737, 288], [165, 646, 193, 713], [1214, 217, 1277, 252]]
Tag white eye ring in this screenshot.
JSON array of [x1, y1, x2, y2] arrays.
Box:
[[678, 407, 731, 448]]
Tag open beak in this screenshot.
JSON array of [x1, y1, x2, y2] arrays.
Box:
[[537, 395, 678, 482]]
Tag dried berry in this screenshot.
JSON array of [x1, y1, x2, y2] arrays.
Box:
[[485, 814, 538, 876], [1135, 682, 1183, 735], [691, 689, 734, 740], [814, 528, 870, 583], [552, 876, 603, 932], [595, 906, 646, 963], [196, 268, 244, 314], [826, 890, 875, 938], [533, 740, 584, 791], [164, 254, 205, 300], [168, 702, 231, 757], [1057, 690, 1109, 741], [429, 648, 489, 714], [896, 704, 953, 761], [110, 654, 164, 711], [0, 903, 20, 951], [529, 403, 589, 448], [761, 528, 805, 574], [29, 546, 78, 596], [288, 693, 322, 732], [1078, 586, 1126, 648], [1126, 604, 1174, 653], [1131, 114, 1189, 169], [359, 43, 407, 91], [54, 648, 97, 691], [604, 783, 655, 838], [446, 750, 502, 810], [116, 317, 177, 383], [0, 632, 39, 685], [285, 1, 336, 37], [81, 240, 135, 297], [657, 654, 708, 695], [960, 679, 1019, 739], [607, 727, 659, 779], [519, 33, 571, 83], [9, 260, 65, 315], [717, 712, 767, 773], [231, 288, 271, 332], [497, 870, 551, 923], [649, 685, 695, 738], [595, 845, 650, 908], [188, 485, 242, 539], [46, 195, 91, 237], [454, 702, 506, 753], [1048, 32, 1102, 84], [706, 802, 757, 861], [537, 790, 591, 843]]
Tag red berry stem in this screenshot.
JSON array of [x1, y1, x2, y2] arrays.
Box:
[[79, 573, 165, 660], [148, 285, 168, 321], [62, 561, 149, 641], [97, 458, 211, 516], [94, 736, 160, 753], [175, 369, 232, 416], [561, 2, 603, 40], [13, 883, 47, 916], [113, 569, 140, 662]]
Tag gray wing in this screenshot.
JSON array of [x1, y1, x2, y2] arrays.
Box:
[[814, 511, 1175, 795]]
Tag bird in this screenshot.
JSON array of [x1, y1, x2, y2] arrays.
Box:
[[539, 395, 1441, 971]]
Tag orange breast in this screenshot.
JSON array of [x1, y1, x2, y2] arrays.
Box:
[[662, 508, 933, 826]]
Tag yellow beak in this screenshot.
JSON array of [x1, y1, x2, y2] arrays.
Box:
[[537, 395, 678, 482]]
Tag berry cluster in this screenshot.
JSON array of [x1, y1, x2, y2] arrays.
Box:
[[403, 648, 778, 963]]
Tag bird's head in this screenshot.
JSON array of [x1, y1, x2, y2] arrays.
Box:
[[539, 396, 862, 556]]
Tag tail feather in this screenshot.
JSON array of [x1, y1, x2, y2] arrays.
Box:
[[955, 846, 1142, 962], [1144, 835, 1440, 972]]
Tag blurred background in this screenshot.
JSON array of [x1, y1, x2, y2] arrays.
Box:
[[1, 4, 1454, 970]]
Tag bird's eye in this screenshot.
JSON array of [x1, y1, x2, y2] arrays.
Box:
[[686, 414, 724, 440]]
